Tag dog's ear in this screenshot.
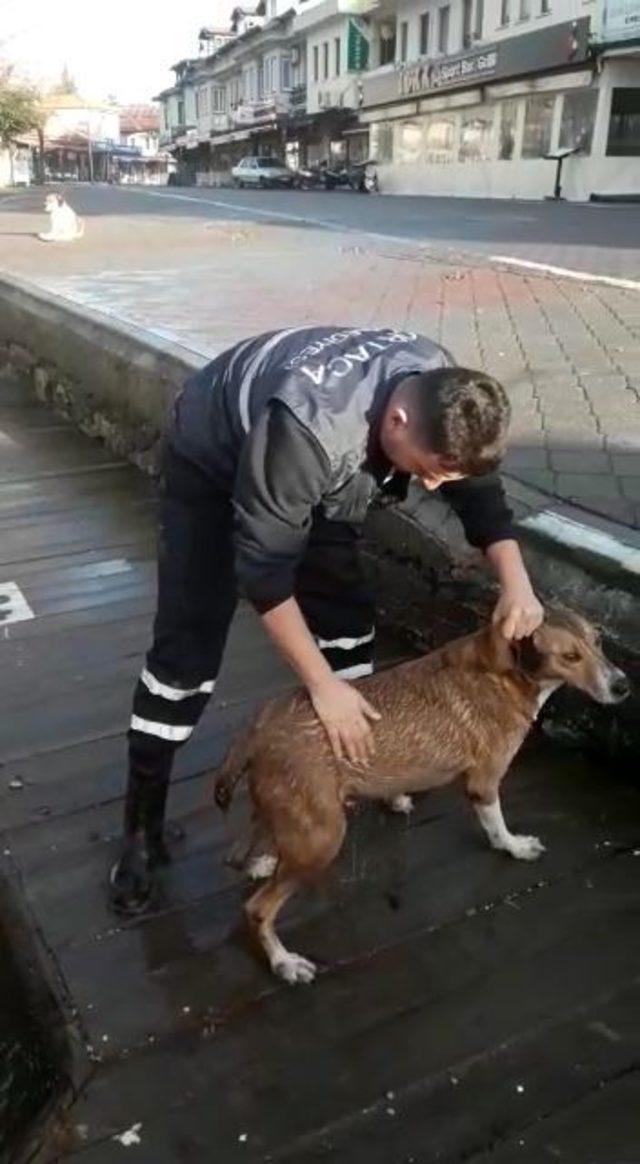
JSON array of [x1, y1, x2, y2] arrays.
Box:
[[512, 633, 543, 677]]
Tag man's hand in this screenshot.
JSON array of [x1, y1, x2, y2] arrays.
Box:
[[485, 539, 544, 641], [309, 676, 381, 765], [492, 583, 544, 641]]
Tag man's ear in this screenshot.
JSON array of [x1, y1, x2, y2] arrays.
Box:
[[391, 405, 409, 429], [512, 631, 543, 677]]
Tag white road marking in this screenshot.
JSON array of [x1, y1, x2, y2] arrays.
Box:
[[491, 254, 640, 293], [119, 190, 638, 290], [0, 582, 35, 625], [113, 186, 454, 252], [520, 509, 640, 575]]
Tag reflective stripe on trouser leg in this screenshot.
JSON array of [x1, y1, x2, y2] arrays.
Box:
[[129, 667, 217, 744], [316, 629, 375, 679]]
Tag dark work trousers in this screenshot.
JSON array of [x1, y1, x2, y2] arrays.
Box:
[[125, 446, 375, 850]]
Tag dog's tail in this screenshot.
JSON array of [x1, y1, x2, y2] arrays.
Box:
[[212, 730, 254, 812]]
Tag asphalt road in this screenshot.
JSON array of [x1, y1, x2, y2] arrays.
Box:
[[2, 183, 640, 280]]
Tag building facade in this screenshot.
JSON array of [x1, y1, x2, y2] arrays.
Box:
[[117, 106, 173, 184], [356, 0, 640, 199], [154, 0, 640, 199]]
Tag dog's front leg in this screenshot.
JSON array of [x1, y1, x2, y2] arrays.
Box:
[[474, 795, 545, 860], [465, 767, 545, 861]]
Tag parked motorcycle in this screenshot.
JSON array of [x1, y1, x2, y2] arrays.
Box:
[[346, 159, 379, 193], [294, 158, 379, 193]]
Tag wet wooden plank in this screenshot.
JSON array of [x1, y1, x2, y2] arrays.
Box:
[[63, 859, 640, 1162], [9, 748, 640, 1051], [2, 367, 639, 1164]]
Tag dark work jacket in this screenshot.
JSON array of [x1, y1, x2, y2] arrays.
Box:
[[168, 326, 515, 610]]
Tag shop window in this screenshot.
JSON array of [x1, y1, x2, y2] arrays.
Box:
[[559, 89, 597, 154], [438, 5, 450, 52], [425, 116, 457, 163], [379, 23, 397, 66], [399, 21, 409, 62], [607, 88, 640, 156], [313, 45, 319, 82], [474, 0, 484, 39], [370, 122, 394, 164], [540, 0, 550, 11], [459, 113, 494, 161], [498, 99, 519, 159], [282, 56, 291, 90], [519, 0, 530, 18], [462, 0, 473, 48], [500, 0, 510, 23], [522, 94, 554, 157], [396, 120, 424, 164], [420, 12, 430, 54], [335, 37, 341, 76]]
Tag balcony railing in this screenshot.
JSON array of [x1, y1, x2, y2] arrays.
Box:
[[290, 84, 307, 111]]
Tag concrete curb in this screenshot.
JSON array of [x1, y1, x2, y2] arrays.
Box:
[[0, 271, 201, 473], [1, 269, 638, 752]]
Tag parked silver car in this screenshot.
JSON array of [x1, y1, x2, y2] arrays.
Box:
[[231, 156, 294, 189]]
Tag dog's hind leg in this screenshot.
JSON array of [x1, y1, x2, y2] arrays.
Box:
[[244, 821, 277, 881], [245, 867, 316, 983], [389, 794, 414, 815], [245, 812, 347, 984]]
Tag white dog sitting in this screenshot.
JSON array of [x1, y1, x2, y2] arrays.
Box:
[[38, 193, 85, 242]]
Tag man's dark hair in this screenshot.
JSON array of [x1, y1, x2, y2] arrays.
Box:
[[407, 367, 511, 476]]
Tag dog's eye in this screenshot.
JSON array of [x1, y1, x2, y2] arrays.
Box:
[[561, 650, 581, 664]]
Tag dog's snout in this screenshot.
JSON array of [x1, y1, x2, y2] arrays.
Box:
[[609, 672, 630, 702]]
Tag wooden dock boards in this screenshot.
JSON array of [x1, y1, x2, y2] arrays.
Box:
[[1, 370, 639, 1162]]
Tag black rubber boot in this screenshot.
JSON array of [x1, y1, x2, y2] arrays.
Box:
[[108, 837, 154, 917], [108, 745, 175, 917]]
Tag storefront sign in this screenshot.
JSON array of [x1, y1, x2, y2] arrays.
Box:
[[363, 17, 590, 108], [596, 0, 640, 44], [400, 47, 498, 95], [347, 17, 370, 72]]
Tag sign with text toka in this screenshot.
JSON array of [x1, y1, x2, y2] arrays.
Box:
[[362, 18, 591, 108]]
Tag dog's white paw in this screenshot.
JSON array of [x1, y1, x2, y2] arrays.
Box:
[[507, 834, 546, 861], [246, 853, 277, 881], [272, 951, 317, 985], [390, 794, 414, 815]]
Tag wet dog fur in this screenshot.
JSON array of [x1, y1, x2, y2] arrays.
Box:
[[214, 608, 629, 984]]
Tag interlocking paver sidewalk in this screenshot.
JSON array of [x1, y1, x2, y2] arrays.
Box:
[[3, 189, 640, 527]]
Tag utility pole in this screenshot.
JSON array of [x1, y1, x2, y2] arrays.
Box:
[[87, 120, 94, 183]]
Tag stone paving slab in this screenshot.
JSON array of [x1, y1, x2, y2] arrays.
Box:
[[2, 185, 640, 528]]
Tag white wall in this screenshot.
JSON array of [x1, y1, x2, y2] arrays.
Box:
[[370, 56, 640, 200], [369, 0, 600, 66], [45, 106, 120, 142], [306, 15, 356, 113]]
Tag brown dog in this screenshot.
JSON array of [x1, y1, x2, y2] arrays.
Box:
[[214, 608, 628, 984]]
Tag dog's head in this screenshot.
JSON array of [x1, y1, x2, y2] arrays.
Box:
[[44, 193, 64, 212], [512, 607, 629, 705]]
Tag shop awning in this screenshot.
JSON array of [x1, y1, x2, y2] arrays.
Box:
[[210, 128, 253, 145]]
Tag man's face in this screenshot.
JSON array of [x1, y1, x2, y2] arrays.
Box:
[[380, 405, 466, 490]]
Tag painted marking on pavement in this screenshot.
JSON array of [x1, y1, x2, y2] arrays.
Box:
[[0, 582, 35, 625], [491, 255, 640, 293], [520, 509, 640, 575]]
